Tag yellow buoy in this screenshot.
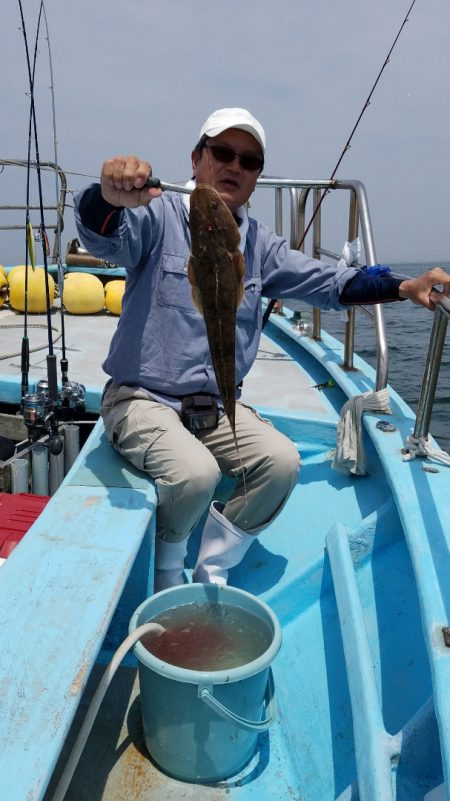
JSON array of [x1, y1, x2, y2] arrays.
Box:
[[7, 265, 31, 282], [62, 272, 105, 314], [104, 279, 125, 315], [0, 272, 8, 308], [8, 266, 55, 313]]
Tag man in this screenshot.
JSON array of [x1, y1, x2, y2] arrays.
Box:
[[74, 107, 450, 591]]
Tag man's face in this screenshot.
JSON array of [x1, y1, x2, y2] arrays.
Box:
[[191, 128, 263, 213]]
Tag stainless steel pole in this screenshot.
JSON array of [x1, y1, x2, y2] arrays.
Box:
[[414, 307, 448, 441]]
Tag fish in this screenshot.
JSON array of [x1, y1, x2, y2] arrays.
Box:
[[188, 184, 245, 449]]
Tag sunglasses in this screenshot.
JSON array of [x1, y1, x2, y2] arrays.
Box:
[[204, 144, 264, 173]]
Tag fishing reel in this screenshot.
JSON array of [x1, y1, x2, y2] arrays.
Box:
[[34, 378, 86, 412], [22, 387, 62, 454], [22, 379, 86, 453], [58, 380, 86, 418]]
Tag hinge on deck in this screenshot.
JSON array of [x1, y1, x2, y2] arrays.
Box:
[[442, 627, 450, 647]]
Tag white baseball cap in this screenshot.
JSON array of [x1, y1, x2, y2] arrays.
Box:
[[197, 108, 266, 154]]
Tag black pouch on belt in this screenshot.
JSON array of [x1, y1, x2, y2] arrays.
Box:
[[181, 394, 219, 436]]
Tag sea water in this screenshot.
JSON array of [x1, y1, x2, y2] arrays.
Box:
[[141, 601, 272, 671], [321, 261, 450, 452]]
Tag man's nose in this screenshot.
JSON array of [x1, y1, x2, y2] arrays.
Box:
[[226, 154, 241, 170]]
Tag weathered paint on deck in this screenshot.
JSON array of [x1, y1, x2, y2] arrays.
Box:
[[0, 419, 157, 801], [1, 310, 450, 800]]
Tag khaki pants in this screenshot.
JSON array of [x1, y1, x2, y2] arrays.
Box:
[[101, 383, 301, 542]]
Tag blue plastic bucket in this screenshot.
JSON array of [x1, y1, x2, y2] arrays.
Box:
[[129, 583, 281, 783]]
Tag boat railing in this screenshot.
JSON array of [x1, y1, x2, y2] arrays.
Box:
[[0, 158, 67, 263], [1, 165, 447, 443], [255, 176, 450, 443], [255, 176, 389, 391], [414, 302, 449, 441]]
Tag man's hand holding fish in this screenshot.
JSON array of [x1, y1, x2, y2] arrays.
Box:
[[100, 155, 161, 208]]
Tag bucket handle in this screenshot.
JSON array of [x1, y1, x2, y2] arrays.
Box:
[[198, 668, 277, 733]]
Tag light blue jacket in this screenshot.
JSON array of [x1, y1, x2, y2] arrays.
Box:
[[74, 188, 357, 398]]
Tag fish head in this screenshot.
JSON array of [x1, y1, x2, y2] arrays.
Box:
[[189, 184, 240, 250]]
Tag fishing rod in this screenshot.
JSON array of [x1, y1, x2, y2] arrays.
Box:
[[42, 1, 72, 395], [262, 0, 417, 329], [17, 0, 63, 451], [20, 0, 42, 403], [18, 0, 56, 376]]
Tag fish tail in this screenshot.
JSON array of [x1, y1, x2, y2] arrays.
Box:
[[191, 286, 203, 314]]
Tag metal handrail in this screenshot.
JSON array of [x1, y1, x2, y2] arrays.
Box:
[[256, 176, 450, 440], [414, 307, 448, 440], [3, 165, 446, 435], [0, 159, 68, 262], [254, 176, 389, 390]]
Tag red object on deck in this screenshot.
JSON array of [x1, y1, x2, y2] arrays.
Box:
[[0, 493, 50, 558]]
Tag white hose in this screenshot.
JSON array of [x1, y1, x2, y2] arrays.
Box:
[[50, 621, 165, 801]]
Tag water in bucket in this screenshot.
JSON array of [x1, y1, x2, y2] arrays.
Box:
[[140, 601, 272, 671], [131, 585, 281, 782]]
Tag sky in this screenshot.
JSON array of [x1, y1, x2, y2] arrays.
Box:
[[1, 0, 449, 266]]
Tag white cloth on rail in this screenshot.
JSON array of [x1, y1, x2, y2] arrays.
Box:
[[332, 388, 392, 476], [336, 238, 361, 271]]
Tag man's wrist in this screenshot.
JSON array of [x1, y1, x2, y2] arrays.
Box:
[[78, 184, 124, 235]]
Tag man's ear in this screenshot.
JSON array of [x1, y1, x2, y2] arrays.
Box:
[[191, 149, 199, 175]]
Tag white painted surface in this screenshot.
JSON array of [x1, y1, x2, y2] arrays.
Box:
[[425, 784, 447, 801]]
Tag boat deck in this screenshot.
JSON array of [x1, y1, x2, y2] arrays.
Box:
[[45, 658, 325, 801], [44, 408, 397, 801], [3, 304, 448, 801], [0, 303, 116, 410], [40, 315, 398, 801], [0, 303, 336, 418]]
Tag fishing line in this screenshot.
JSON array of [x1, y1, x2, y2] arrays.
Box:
[[42, 1, 70, 387], [0, 160, 100, 183], [262, 0, 417, 329], [42, 3, 61, 260]]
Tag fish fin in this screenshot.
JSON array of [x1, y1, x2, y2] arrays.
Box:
[[187, 256, 197, 288], [233, 251, 245, 308], [191, 286, 203, 315], [235, 251, 245, 281], [236, 282, 244, 309], [188, 257, 204, 313]]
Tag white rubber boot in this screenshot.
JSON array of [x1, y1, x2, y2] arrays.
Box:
[[193, 501, 255, 585], [154, 537, 188, 592]]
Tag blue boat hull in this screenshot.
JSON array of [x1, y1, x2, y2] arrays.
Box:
[[0, 315, 449, 801]]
